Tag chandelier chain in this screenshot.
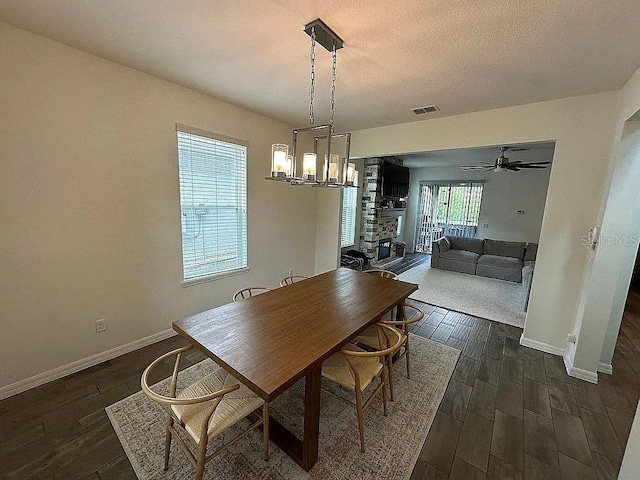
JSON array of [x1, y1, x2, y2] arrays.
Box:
[[309, 27, 316, 126], [330, 42, 337, 127]]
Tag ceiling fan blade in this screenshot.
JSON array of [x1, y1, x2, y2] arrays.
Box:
[[510, 161, 551, 166], [510, 147, 529, 152], [459, 164, 494, 170], [514, 164, 549, 169]]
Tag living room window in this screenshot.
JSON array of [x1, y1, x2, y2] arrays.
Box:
[[341, 185, 358, 248], [176, 125, 248, 283], [415, 181, 484, 253]]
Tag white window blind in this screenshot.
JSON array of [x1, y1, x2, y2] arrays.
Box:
[[177, 128, 248, 280], [341, 186, 358, 248]]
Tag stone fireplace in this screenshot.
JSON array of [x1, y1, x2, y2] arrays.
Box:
[[358, 158, 406, 267]]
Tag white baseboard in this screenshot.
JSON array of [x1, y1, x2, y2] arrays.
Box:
[[519, 335, 565, 356], [598, 362, 613, 375], [0, 329, 177, 401], [563, 352, 598, 384]]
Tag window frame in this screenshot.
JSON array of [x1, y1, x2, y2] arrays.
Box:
[[341, 186, 358, 248], [176, 124, 250, 287]]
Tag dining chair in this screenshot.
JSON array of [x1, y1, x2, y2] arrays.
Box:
[[280, 275, 309, 286], [364, 268, 399, 320], [364, 268, 398, 279], [321, 323, 403, 452], [354, 302, 425, 401], [141, 346, 269, 480], [232, 286, 272, 301]]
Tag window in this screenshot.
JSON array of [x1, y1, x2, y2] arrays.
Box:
[[415, 181, 484, 253], [341, 186, 358, 248], [176, 126, 248, 281]]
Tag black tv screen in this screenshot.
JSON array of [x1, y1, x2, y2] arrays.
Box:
[[382, 162, 410, 198]]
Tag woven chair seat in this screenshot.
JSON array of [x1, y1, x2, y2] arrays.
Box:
[[172, 368, 263, 444], [322, 344, 384, 390]]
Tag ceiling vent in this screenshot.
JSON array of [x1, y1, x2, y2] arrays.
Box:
[[412, 104, 440, 115]]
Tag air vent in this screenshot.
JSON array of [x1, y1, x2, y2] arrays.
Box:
[[412, 104, 440, 115]]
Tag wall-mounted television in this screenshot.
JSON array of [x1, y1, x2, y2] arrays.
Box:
[[382, 162, 410, 198]]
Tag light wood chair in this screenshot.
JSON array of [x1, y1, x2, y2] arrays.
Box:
[[232, 286, 272, 302], [141, 346, 269, 480], [280, 275, 309, 286], [354, 302, 425, 401], [364, 268, 399, 320], [364, 269, 398, 279], [321, 323, 403, 452]]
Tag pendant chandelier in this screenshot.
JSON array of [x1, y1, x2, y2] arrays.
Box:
[[266, 19, 356, 188]]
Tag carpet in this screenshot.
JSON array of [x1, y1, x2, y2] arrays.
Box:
[[106, 334, 459, 480], [398, 263, 526, 328]]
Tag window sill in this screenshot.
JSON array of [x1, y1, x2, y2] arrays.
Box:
[[181, 267, 251, 288]]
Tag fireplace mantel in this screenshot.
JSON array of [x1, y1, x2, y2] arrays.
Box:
[[375, 208, 406, 218]]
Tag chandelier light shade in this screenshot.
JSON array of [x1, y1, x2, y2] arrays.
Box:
[[302, 152, 317, 181], [345, 162, 356, 185], [324, 154, 340, 183], [271, 144, 291, 177], [266, 19, 356, 189]]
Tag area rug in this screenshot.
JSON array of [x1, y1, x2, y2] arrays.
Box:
[[105, 334, 459, 480], [398, 263, 526, 328]]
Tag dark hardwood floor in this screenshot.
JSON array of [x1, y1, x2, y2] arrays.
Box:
[[1, 260, 638, 480]]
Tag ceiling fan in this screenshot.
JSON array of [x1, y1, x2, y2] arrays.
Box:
[[459, 146, 551, 172]]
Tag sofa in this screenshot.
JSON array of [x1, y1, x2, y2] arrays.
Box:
[[431, 236, 537, 309]]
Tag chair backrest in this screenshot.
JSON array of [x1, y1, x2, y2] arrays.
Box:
[[280, 275, 309, 287], [141, 346, 239, 406], [342, 323, 403, 359], [364, 269, 398, 279], [232, 286, 272, 302], [382, 302, 425, 333]]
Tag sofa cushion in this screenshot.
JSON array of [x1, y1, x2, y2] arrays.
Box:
[[448, 236, 484, 255], [440, 249, 480, 264], [477, 254, 523, 270], [483, 239, 526, 259], [524, 243, 538, 262], [440, 236, 451, 251]]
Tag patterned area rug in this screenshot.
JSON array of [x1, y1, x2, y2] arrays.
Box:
[[106, 334, 459, 479], [398, 263, 526, 327]]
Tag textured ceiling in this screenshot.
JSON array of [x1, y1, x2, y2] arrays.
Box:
[[1, 1, 639, 131], [400, 142, 556, 168]]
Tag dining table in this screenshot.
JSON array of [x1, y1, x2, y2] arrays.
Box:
[[172, 267, 418, 471]]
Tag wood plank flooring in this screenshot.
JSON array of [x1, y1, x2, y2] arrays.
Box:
[[394, 257, 640, 480], [0, 256, 638, 480]]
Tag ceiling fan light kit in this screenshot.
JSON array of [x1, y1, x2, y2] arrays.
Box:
[[459, 146, 552, 173], [266, 19, 356, 188]]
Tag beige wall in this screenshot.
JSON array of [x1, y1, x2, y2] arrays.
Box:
[[350, 92, 619, 355], [405, 165, 551, 251], [0, 22, 319, 390], [569, 65, 640, 375], [315, 188, 341, 274]]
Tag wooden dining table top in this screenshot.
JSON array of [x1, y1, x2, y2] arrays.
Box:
[[172, 268, 418, 400]]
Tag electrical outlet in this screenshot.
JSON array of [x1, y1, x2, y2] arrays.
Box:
[[481, 223, 489, 228], [96, 319, 107, 333]]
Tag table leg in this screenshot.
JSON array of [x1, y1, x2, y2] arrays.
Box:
[[253, 365, 322, 471], [301, 364, 321, 469], [396, 302, 403, 321]]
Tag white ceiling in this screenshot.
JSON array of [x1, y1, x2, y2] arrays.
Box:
[[400, 142, 556, 168], [1, 1, 639, 131]]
